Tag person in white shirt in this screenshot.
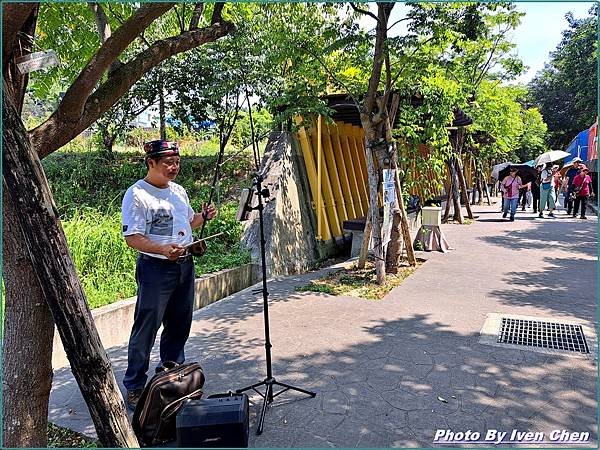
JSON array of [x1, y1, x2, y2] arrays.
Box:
[[121, 140, 216, 410], [538, 162, 556, 218]]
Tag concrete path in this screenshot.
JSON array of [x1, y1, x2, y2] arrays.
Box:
[[49, 200, 597, 447]]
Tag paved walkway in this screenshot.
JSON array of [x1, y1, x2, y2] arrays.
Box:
[[49, 200, 597, 447]]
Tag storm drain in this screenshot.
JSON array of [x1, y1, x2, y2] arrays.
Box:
[[497, 318, 589, 354]]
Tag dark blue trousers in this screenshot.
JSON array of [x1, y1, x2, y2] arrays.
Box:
[[123, 254, 195, 390]]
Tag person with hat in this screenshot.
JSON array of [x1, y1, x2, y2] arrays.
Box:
[[120, 140, 217, 410], [538, 162, 557, 218], [500, 167, 524, 221], [564, 157, 583, 214], [571, 165, 592, 219]]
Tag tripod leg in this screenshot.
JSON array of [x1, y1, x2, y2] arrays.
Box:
[[273, 380, 316, 398], [256, 383, 272, 435], [236, 380, 268, 395]]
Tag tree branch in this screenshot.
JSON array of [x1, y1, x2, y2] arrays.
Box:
[[89, 3, 123, 75], [350, 2, 379, 23], [390, 35, 435, 87], [365, 3, 394, 115], [30, 20, 235, 157], [298, 42, 361, 108], [57, 3, 174, 124], [3, 2, 38, 68], [189, 3, 204, 29], [211, 2, 224, 25]]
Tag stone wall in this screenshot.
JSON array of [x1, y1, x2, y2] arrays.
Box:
[[242, 132, 320, 277]]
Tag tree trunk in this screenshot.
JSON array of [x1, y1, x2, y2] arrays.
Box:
[[359, 121, 385, 284], [385, 210, 403, 273], [455, 157, 474, 219], [443, 183, 452, 223], [357, 215, 372, 269], [2, 190, 55, 447], [3, 83, 139, 447], [382, 96, 416, 271], [447, 158, 463, 223]]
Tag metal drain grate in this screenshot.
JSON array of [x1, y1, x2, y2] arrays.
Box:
[[497, 318, 589, 354]]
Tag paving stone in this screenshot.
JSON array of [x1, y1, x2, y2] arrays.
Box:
[[406, 409, 449, 444], [380, 388, 429, 411], [322, 390, 350, 414]]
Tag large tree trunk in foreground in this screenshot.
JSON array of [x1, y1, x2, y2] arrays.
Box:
[[3, 84, 138, 447], [2, 5, 55, 446], [3, 190, 55, 447]]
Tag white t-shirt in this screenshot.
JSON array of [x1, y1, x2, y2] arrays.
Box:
[[121, 179, 194, 259]]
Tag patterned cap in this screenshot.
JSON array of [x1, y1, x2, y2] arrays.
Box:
[[143, 140, 179, 157]]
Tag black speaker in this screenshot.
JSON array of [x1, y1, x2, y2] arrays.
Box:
[[176, 393, 249, 448]]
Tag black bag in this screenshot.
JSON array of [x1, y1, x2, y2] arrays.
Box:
[[132, 361, 205, 447], [176, 392, 249, 448]]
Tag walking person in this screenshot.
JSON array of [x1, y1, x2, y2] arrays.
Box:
[[572, 165, 592, 219], [538, 162, 557, 218], [500, 167, 523, 221], [531, 164, 543, 214], [121, 140, 217, 410], [564, 157, 583, 215]]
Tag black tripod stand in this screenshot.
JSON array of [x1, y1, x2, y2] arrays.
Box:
[[236, 173, 316, 435]]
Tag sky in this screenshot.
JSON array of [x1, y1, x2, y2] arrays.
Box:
[[362, 2, 595, 85], [511, 2, 594, 83]]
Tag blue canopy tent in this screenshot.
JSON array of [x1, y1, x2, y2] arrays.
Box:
[[564, 129, 589, 163]]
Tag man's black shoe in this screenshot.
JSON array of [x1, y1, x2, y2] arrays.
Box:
[[502, 211, 508, 218], [127, 389, 143, 411]]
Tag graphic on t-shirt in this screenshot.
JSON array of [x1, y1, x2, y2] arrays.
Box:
[[148, 208, 173, 236]]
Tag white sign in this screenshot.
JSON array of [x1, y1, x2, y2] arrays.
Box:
[[16, 50, 59, 74], [382, 169, 396, 246]]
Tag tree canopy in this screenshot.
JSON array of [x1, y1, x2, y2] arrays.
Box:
[[529, 4, 598, 149]]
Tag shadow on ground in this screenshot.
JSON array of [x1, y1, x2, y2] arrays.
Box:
[[51, 306, 597, 448]]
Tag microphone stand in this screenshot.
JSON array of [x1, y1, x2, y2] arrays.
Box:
[[236, 173, 316, 435]]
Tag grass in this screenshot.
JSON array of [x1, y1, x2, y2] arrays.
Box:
[[297, 260, 420, 300], [47, 423, 97, 448]]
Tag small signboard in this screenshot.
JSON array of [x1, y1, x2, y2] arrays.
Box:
[[369, 169, 397, 250], [381, 169, 396, 246], [16, 50, 59, 74]]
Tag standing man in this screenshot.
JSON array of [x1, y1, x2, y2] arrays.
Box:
[[121, 140, 216, 410], [564, 157, 583, 215], [539, 162, 557, 218]]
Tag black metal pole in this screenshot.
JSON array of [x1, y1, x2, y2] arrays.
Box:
[[236, 173, 316, 436], [255, 174, 274, 391]]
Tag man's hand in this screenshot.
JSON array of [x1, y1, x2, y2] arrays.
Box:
[[201, 203, 217, 221], [161, 243, 186, 261]]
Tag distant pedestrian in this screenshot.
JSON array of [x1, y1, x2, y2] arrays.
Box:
[[572, 165, 592, 219], [539, 162, 556, 218], [500, 167, 523, 221], [552, 165, 562, 198], [531, 164, 543, 214], [564, 157, 583, 214]]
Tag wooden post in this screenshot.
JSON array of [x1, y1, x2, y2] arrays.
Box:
[[455, 157, 474, 219]]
